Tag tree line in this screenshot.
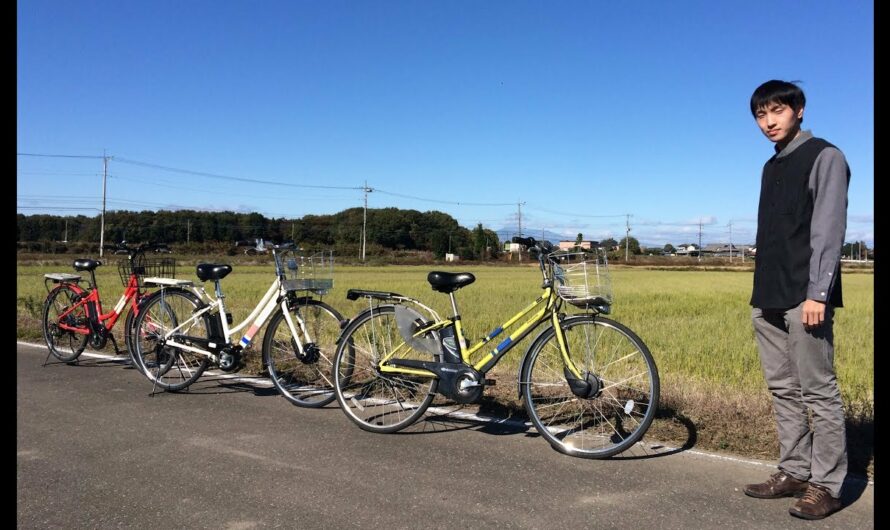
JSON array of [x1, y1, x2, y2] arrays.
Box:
[[16, 208, 503, 260]]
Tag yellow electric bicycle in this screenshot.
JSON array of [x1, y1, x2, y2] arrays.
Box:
[[332, 236, 659, 458]]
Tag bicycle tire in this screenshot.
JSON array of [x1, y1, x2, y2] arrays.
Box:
[[42, 284, 89, 363], [333, 305, 439, 433], [123, 303, 140, 368], [131, 288, 210, 391], [124, 296, 160, 374], [521, 315, 659, 458], [262, 299, 345, 408]]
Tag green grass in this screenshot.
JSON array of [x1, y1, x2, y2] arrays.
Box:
[[17, 259, 873, 475]]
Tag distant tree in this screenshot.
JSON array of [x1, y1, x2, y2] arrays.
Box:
[[575, 232, 584, 250], [618, 236, 642, 255], [664, 243, 676, 254], [600, 237, 618, 250]]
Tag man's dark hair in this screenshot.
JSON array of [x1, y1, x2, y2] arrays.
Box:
[[750, 80, 806, 120]]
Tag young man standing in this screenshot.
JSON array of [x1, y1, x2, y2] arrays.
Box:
[[742, 80, 851, 520]]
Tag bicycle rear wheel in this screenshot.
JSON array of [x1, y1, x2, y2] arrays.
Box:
[[333, 305, 438, 433], [42, 284, 90, 363], [132, 288, 210, 391], [521, 315, 659, 458], [262, 299, 344, 408]]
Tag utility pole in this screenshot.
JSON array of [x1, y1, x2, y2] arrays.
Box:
[[63, 220, 68, 243], [728, 221, 733, 262], [517, 201, 523, 238], [625, 213, 632, 262], [187, 219, 191, 243], [361, 182, 373, 261], [698, 218, 703, 263], [99, 151, 109, 257], [517, 200, 525, 263], [291, 222, 295, 242]]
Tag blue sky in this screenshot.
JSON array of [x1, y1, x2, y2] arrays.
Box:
[[17, 0, 873, 248]]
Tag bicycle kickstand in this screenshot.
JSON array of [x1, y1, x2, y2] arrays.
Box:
[[41, 348, 55, 367], [108, 334, 123, 355]]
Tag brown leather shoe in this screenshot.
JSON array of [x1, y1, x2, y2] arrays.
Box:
[[744, 471, 809, 499], [789, 483, 842, 520]]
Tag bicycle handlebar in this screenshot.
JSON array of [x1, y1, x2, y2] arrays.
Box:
[[103, 241, 168, 256]]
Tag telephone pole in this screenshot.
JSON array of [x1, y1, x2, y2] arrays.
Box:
[[517, 200, 526, 262], [187, 219, 191, 243], [698, 218, 703, 263], [361, 182, 373, 261], [99, 151, 109, 257], [728, 221, 733, 262], [625, 214, 632, 262]]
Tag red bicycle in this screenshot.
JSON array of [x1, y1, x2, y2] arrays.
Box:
[[41, 242, 174, 365]]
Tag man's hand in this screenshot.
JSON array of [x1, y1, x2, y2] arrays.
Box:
[[802, 299, 827, 328]]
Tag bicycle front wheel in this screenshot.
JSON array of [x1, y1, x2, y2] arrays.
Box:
[[42, 284, 89, 363], [262, 299, 344, 408], [521, 315, 659, 458], [132, 288, 210, 391], [333, 305, 438, 433]]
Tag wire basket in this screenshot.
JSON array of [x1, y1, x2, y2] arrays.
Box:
[[279, 249, 334, 294], [117, 256, 176, 288], [548, 248, 612, 307]]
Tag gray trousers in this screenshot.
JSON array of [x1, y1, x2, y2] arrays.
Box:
[[752, 303, 847, 498]]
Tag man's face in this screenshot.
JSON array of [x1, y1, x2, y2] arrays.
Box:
[[755, 101, 804, 144]]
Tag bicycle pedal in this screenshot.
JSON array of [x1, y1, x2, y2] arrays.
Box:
[[484, 379, 496, 386]]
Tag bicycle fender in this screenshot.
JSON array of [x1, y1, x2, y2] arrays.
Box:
[[516, 314, 591, 398]]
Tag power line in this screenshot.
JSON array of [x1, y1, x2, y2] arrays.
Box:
[[17, 152, 105, 159], [525, 205, 626, 218], [374, 188, 514, 207], [113, 157, 363, 191]]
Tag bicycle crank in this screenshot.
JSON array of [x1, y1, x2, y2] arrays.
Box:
[[89, 326, 109, 349], [218, 346, 243, 372]]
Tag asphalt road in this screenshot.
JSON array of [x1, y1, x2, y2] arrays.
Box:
[[17, 342, 873, 529]]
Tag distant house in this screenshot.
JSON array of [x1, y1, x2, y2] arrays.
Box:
[[445, 253, 460, 262], [674, 244, 700, 256], [504, 242, 522, 253], [558, 240, 598, 251]]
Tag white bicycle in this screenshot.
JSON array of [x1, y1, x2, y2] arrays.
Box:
[[131, 243, 347, 407]]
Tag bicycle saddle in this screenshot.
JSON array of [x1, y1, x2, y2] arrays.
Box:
[[427, 271, 475, 293], [73, 259, 102, 271], [196, 263, 233, 282]]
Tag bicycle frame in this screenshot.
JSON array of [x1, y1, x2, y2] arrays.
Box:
[[52, 270, 143, 336], [152, 263, 315, 361], [379, 281, 585, 382]]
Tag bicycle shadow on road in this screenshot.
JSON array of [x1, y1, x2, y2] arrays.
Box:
[[603, 405, 699, 461], [401, 396, 533, 437], [167, 374, 281, 396], [42, 354, 139, 371], [409, 398, 700, 462]]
